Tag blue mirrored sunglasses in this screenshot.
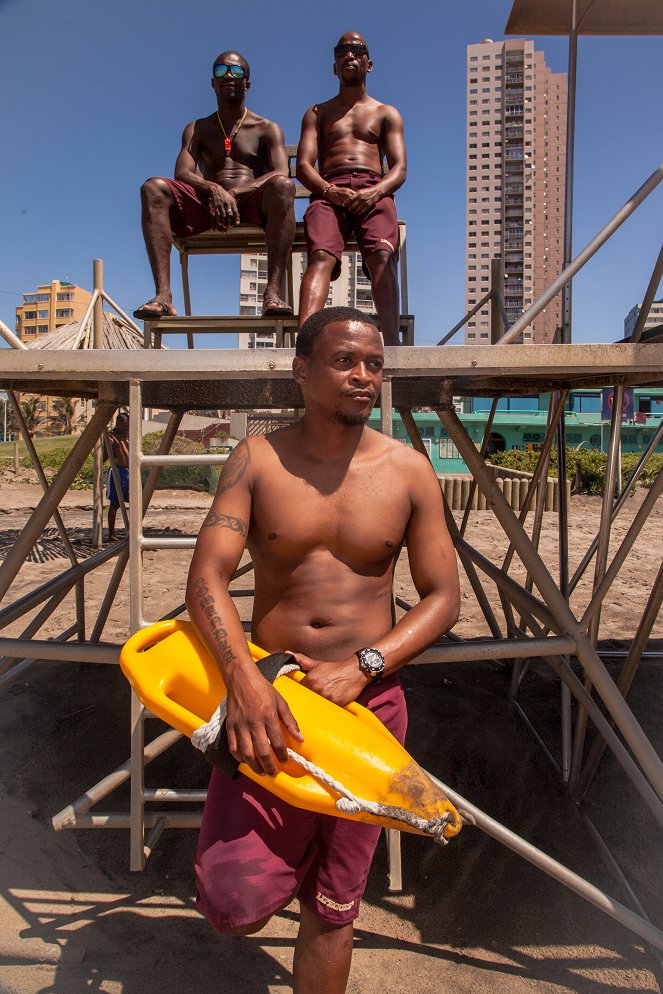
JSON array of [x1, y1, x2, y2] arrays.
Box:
[[213, 63, 247, 80], [334, 42, 368, 58]]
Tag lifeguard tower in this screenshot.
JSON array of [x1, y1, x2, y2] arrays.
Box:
[[2, 0, 663, 961]]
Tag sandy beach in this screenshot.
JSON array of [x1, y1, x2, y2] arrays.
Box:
[[1, 477, 662, 993]]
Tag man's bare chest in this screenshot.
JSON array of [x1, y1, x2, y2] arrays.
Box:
[[198, 123, 265, 174], [319, 106, 383, 148], [250, 469, 409, 564]]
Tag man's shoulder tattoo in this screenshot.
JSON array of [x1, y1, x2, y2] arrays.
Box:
[[217, 440, 250, 495], [201, 510, 247, 535]]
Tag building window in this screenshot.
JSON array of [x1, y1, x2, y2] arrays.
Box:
[[56, 309, 73, 318], [38, 310, 48, 319]]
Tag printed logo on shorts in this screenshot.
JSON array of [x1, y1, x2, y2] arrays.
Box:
[[380, 238, 395, 253], [316, 891, 354, 912]]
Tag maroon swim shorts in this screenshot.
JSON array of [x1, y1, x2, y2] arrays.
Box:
[[158, 177, 266, 237], [195, 673, 407, 930], [303, 170, 399, 281]]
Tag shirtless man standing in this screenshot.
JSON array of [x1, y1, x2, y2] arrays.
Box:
[[297, 34, 407, 346], [105, 411, 129, 543], [186, 307, 459, 993], [134, 51, 295, 320]]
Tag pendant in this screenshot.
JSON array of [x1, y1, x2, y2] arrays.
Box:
[[224, 138, 231, 152]]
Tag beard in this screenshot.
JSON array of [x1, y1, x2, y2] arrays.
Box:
[[329, 410, 370, 426]]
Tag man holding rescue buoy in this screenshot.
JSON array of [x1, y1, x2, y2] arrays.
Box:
[[186, 307, 459, 992]]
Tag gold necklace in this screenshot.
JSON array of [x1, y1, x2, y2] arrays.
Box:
[[216, 107, 248, 152]]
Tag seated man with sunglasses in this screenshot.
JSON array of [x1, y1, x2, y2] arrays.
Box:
[[134, 51, 295, 320], [296, 33, 407, 346]]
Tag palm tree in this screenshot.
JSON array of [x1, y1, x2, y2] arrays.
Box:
[[8, 396, 45, 435], [49, 396, 82, 436]]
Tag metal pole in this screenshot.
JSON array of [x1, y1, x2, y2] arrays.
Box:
[[380, 378, 393, 437], [578, 556, 663, 799], [427, 772, 663, 952], [129, 379, 146, 869], [92, 260, 105, 549], [568, 417, 663, 595], [496, 164, 663, 346], [569, 387, 624, 786], [581, 462, 663, 630], [630, 241, 663, 344], [438, 404, 663, 804], [490, 258, 504, 343], [0, 402, 115, 603], [460, 397, 498, 537], [560, 0, 578, 344], [0, 317, 27, 350], [7, 390, 86, 639]]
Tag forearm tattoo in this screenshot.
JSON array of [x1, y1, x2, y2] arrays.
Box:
[[191, 577, 237, 668], [202, 509, 247, 535], [217, 439, 250, 495]]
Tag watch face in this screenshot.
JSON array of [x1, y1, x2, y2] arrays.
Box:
[[358, 648, 384, 676]]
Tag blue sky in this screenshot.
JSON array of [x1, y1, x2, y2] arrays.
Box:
[[0, 0, 661, 349]]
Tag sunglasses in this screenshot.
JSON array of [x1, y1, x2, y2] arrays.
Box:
[[334, 42, 368, 58], [213, 63, 247, 80]]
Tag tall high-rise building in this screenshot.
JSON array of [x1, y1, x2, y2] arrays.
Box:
[[624, 300, 663, 339], [465, 39, 567, 344], [238, 251, 374, 348], [15, 280, 92, 342]]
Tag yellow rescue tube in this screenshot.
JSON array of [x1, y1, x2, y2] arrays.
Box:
[[120, 620, 461, 841]]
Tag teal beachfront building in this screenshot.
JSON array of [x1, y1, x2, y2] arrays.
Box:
[[368, 388, 663, 474]]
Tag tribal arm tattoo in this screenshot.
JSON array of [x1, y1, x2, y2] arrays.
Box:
[[202, 510, 247, 535], [191, 576, 238, 669], [217, 439, 250, 496]]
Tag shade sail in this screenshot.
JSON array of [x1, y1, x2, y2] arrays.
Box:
[[506, 0, 663, 35]]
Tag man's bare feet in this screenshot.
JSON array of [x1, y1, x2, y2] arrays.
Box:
[[133, 296, 176, 320], [262, 291, 293, 317]]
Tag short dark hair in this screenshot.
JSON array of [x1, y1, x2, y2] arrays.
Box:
[[295, 307, 379, 358], [213, 51, 250, 79]]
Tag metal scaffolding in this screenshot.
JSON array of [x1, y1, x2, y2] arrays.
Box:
[[1, 0, 662, 954], [2, 326, 663, 952]]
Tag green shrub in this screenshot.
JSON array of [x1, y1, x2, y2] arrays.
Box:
[[140, 431, 221, 492], [2, 430, 224, 492], [488, 447, 663, 497]]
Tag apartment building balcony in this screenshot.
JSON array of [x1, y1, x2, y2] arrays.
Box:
[[505, 105, 524, 117], [505, 73, 524, 84]]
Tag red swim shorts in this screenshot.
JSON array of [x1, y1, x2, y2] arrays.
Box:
[[303, 170, 399, 281], [195, 674, 407, 930], [157, 177, 266, 237]]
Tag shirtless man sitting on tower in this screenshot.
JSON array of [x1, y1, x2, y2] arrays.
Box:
[[186, 307, 459, 993], [296, 33, 407, 346], [134, 51, 295, 320]]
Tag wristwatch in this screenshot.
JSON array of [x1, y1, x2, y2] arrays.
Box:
[[356, 647, 385, 682]]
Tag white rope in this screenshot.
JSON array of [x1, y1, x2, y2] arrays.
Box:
[[191, 662, 299, 753], [191, 662, 454, 845], [285, 747, 453, 845]]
